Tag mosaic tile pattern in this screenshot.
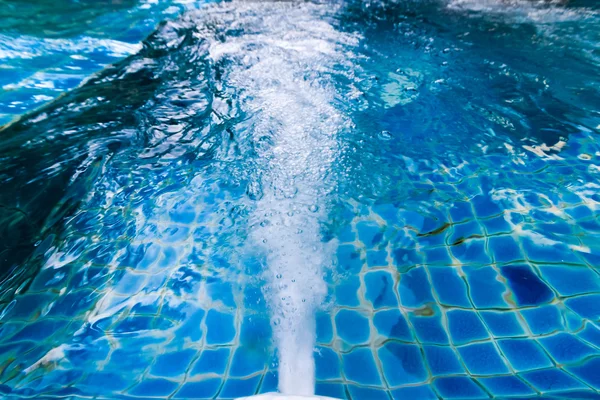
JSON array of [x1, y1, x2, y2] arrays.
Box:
[[0, 0, 600, 399]]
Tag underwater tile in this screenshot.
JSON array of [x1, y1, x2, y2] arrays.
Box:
[[497, 338, 553, 372], [173, 379, 222, 399], [433, 376, 490, 399], [429, 266, 471, 307], [315, 347, 341, 380], [29, 267, 69, 290], [479, 311, 526, 338], [315, 382, 347, 399], [393, 247, 423, 272], [577, 245, 600, 268], [521, 368, 585, 392], [451, 238, 492, 266], [0, 115, 11, 125], [482, 215, 512, 235], [259, 371, 278, 394], [68, 337, 111, 368], [9, 319, 66, 341], [113, 271, 147, 296], [417, 229, 449, 248], [239, 314, 271, 347], [35, 387, 85, 398], [538, 266, 600, 296], [109, 348, 154, 374], [316, 312, 334, 344], [157, 246, 179, 269], [161, 225, 194, 247], [347, 385, 389, 400], [191, 348, 230, 376], [25, 367, 85, 394], [422, 246, 453, 266], [169, 202, 196, 224], [488, 235, 523, 264], [566, 357, 600, 389], [338, 224, 356, 243], [447, 309, 489, 345], [151, 349, 197, 377], [206, 310, 236, 345], [366, 250, 388, 267], [357, 221, 385, 248], [464, 266, 510, 309], [537, 220, 578, 236], [337, 244, 363, 274], [398, 209, 425, 231], [244, 286, 267, 311], [522, 237, 581, 264], [373, 309, 413, 342], [419, 213, 449, 236], [335, 277, 361, 307], [472, 194, 503, 218], [448, 221, 483, 244], [220, 375, 261, 398], [539, 334, 597, 365], [80, 372, 128, 393], [500, 265, 554, 306], [378, 342, 428, 386], [114, 315, 165, 334], [342, 348, 382, 386], [565, 294, 600, 320], [565, 205, 594, 221], [335, 309, 370, 345], [545, 390, 600, 399], [564, 307, 586, 332], [458, 342, 510, 376], [579, 323, 600, 348], [373, 203, 400, 224], [449, 201, 475, 223], [136, 243, 162, 270], [409, 313, 450, 345], [424, 345, 465, 376], [399, 267, 434, 308], [390, 384, 438, 399], [364, 270, 398, 309], [229, 346, 268, 377], [478, 375, 536, 397], [68, 265, 109, 290], [8, 294, 55, 320], [129, 378, 178, 397], [521, 305, 563, 335], [175, 309, 205, 342]]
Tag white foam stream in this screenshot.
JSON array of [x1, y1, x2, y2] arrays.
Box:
[[205, 2, 356, 395]]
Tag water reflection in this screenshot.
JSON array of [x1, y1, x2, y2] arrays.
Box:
[[0, 0, 599, 398]]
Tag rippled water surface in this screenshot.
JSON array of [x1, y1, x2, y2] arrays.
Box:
[[1, 0, 600, 399]]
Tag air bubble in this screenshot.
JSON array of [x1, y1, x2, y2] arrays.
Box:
[[378, 130, 392, 140]]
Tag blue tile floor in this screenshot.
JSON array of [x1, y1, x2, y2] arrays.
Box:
[[0, 0, 600, 399]]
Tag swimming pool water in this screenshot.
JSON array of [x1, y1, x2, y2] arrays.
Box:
[[1, 0, 600, 399]]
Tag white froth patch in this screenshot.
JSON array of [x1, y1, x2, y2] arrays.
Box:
[[23, 344, 77, 374], [203, 2, 356, 395]]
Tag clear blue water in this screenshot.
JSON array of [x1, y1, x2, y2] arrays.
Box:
[[1, 0, 600, 399]]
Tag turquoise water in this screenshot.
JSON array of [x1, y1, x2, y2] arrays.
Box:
[[1, 0, 600, 399]]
